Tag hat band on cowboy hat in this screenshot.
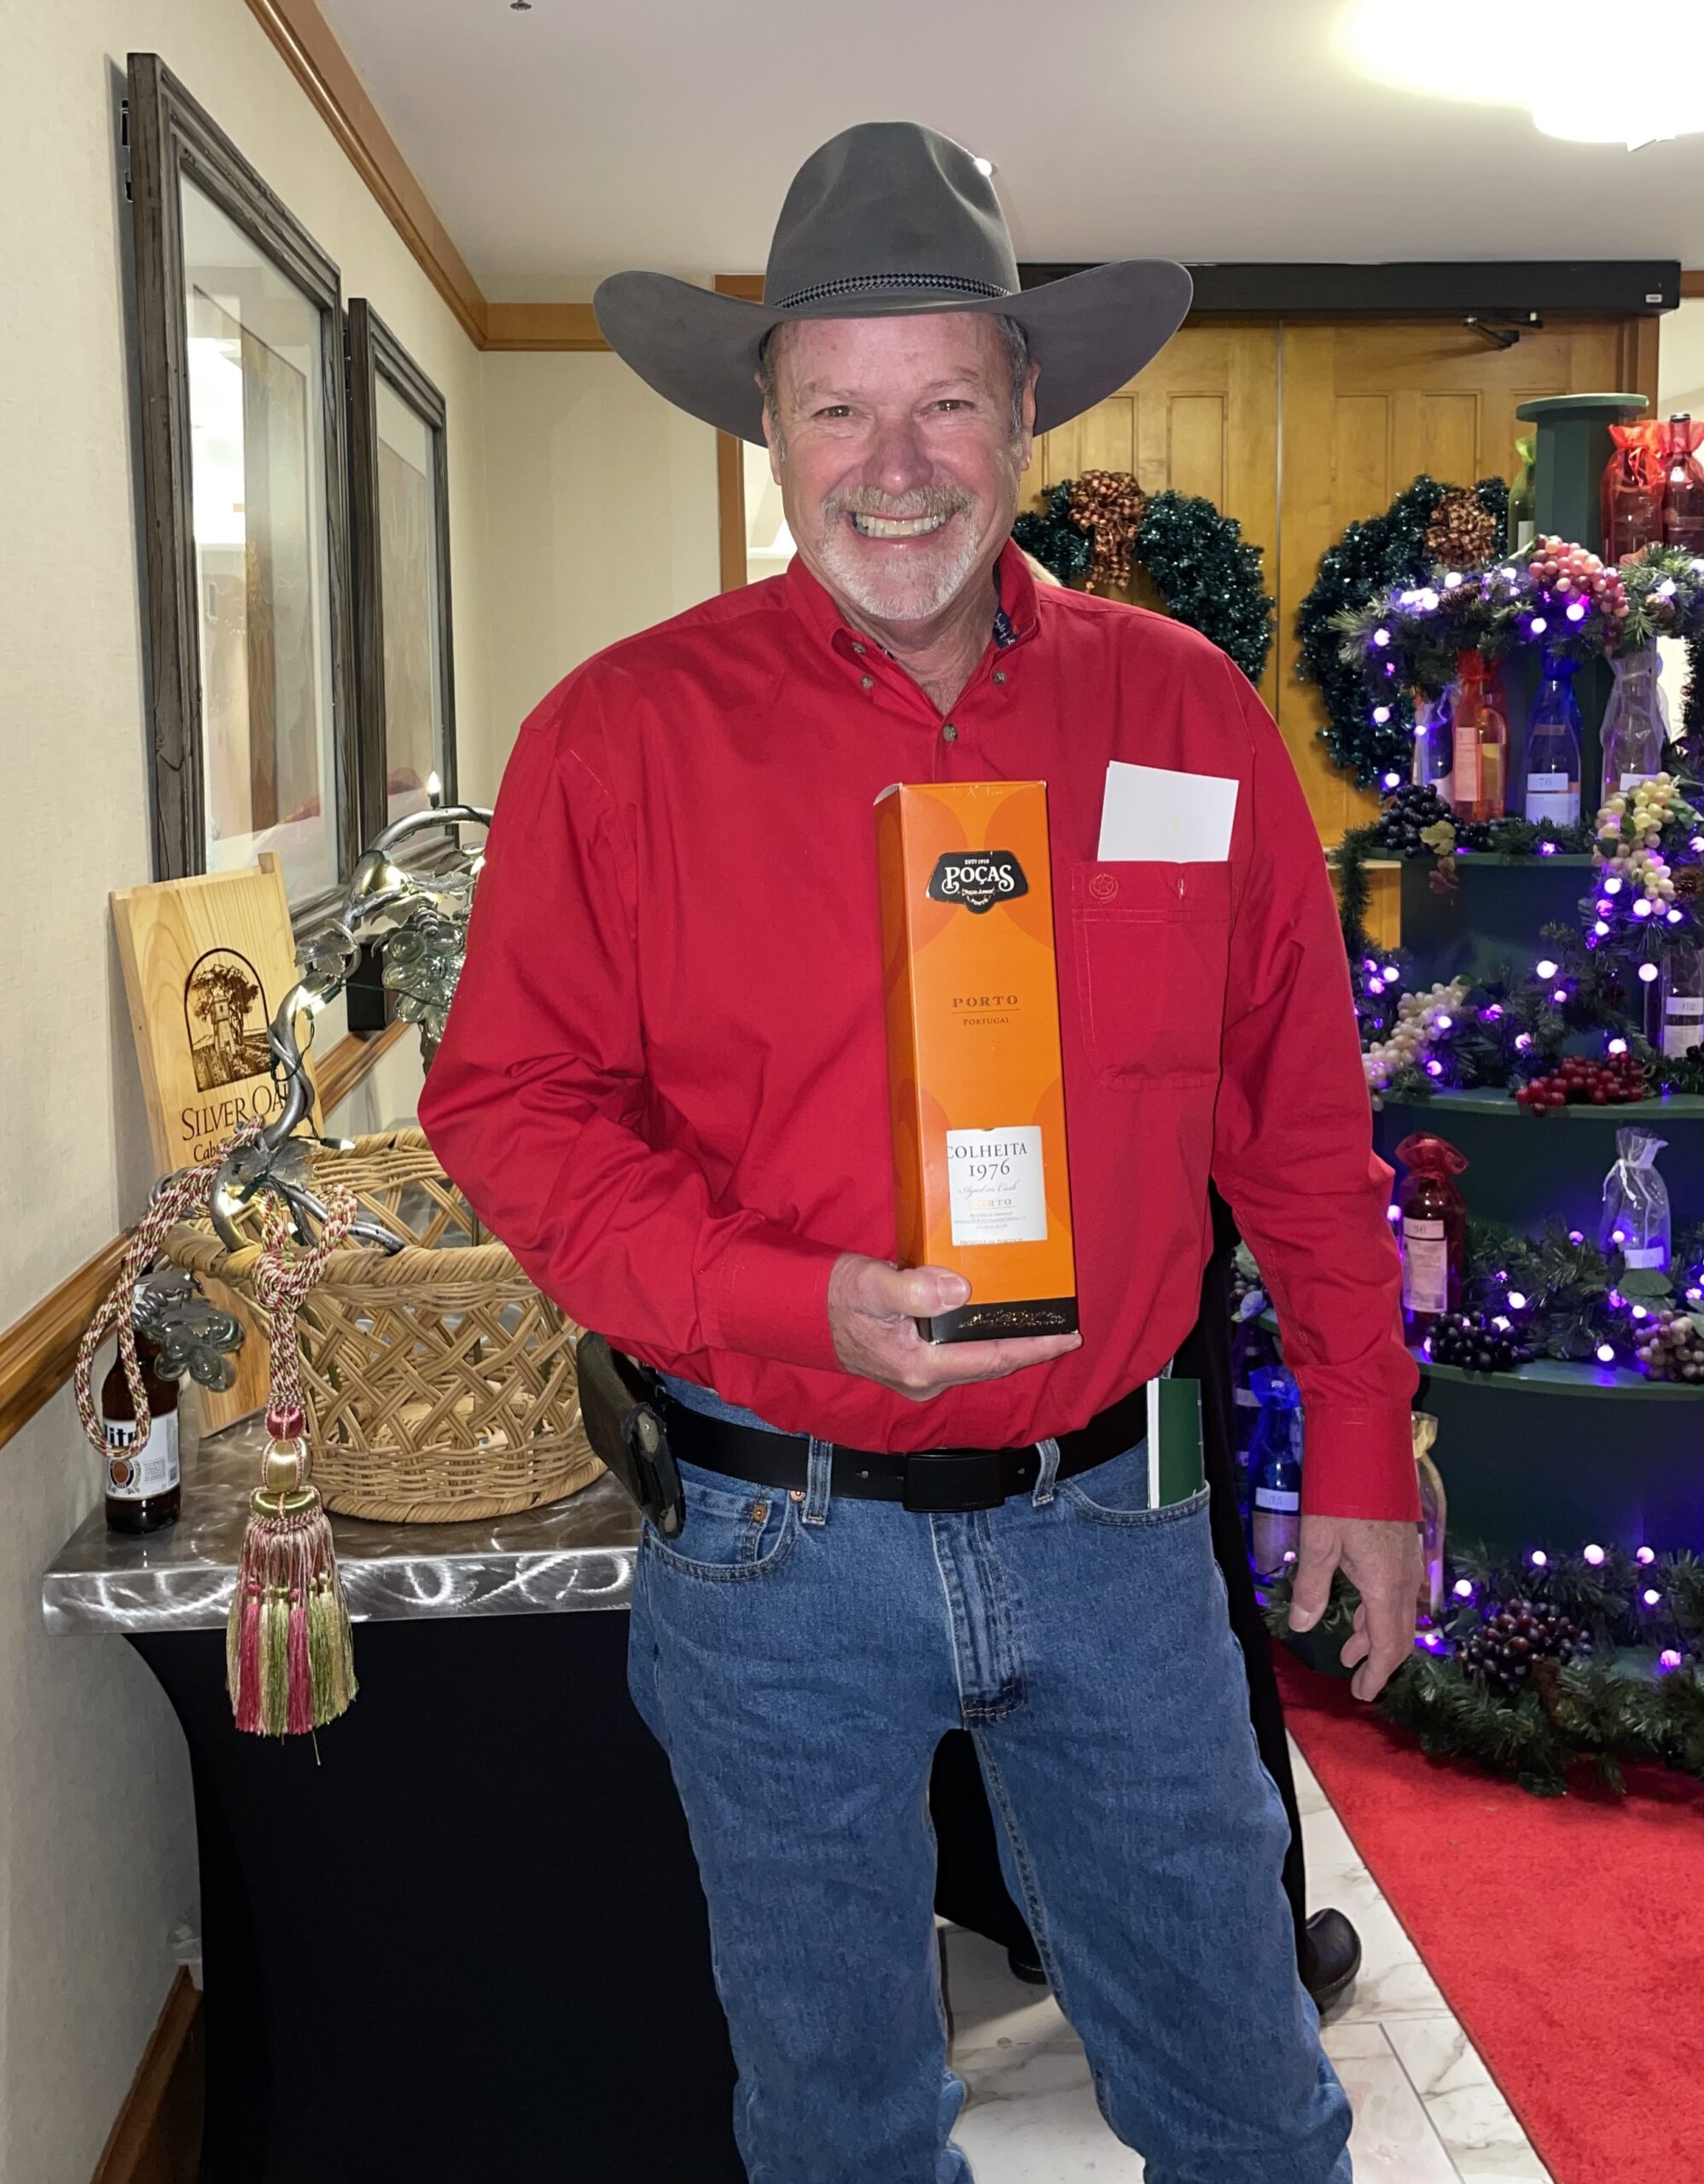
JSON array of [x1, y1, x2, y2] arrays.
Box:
[[594, 120, 1192, 447], [775, 271, 1012, 310]]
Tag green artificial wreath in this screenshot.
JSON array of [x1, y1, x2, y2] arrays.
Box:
[[1295, 474, 1509, 787], [1014, 482, 1276, 685]]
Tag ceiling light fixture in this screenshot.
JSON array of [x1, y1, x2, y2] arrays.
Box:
[[972, 155, 996, 177], [1341, 0, 1704, 150]]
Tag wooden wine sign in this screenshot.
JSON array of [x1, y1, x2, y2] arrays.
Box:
[[111, 856, 323, 1429]]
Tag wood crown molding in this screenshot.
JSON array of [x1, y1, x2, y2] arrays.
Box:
[[0, 1026, 404, 1455], [484, 302, 608, 351], [90, 1969, 203, 2184], [244, 3, 782, 354], [244, 0, 487, 346], [241, 0, 621, 352], [1683, 270, 1704, 300]]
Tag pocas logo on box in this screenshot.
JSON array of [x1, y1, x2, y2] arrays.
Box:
[[926, 851, 1028, 915]]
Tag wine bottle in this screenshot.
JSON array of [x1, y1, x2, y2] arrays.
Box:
[[102, 1321, 182, 1536], [1523, 651, 1582, 828]]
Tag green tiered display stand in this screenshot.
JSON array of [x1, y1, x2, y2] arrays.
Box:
[[1359, 396, 1702, 1558], [1372, 1078, 1704, 1560]]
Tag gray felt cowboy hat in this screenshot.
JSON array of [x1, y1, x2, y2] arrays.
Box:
[[593, 121, 1192, 445]]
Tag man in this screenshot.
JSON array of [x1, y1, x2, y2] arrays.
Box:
[[422, 123, 1422, 2184]]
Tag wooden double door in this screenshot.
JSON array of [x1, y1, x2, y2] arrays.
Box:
[[1026, 314, 1655, 847]]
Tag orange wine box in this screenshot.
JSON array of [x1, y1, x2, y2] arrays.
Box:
[[874, 779, 1077, 1344]]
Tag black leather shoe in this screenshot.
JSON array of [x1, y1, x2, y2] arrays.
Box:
[[1300, 1908, 1361, 2012], [1005, 1939, 1049, 1987]]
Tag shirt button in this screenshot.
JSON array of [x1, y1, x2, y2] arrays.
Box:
[[993, 670, 1008, 685], [942, 722, 958, 743], [860, 674, 875, 692], [851, 641, 867, 655]]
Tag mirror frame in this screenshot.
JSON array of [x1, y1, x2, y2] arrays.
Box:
[[126, 50, 358, 923], [345, 298, 458, 839]]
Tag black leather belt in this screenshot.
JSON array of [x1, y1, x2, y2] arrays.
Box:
[[653, 1377, 1149, 1514]]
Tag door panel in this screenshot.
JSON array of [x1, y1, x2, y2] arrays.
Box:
[[1022, 322, 1281, 712]]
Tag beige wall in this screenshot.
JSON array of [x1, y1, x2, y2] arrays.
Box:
[[0, 9, 487, 2178], [479, 349, 719, 750]]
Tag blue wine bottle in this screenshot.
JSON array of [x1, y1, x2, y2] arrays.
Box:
[[1247, 1365, 1303, 1577], [1524, 650, 1582, 828]]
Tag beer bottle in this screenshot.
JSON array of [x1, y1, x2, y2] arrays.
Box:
[[102, 1316, 182, 1535]]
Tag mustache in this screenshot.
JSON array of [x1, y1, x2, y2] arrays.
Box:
[[823, 485, 975, 523]]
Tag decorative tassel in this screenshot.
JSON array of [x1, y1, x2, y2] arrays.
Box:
[[226, 1409, 357, 1734], [222, 1190, 360, 1737]]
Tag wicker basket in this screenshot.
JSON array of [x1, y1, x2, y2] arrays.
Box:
[[165, 1129, 601, 1523]]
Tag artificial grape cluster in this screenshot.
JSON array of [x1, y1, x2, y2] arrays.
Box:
[[1593, 775, 1694, 903], [1527, 535, 1629, 625], [1229, 1259, 1265, 1321], [1428, 1311, 1530, 1374], [1633, 1309, 1704, 1384], [1515, 1054, 1651, 1112], [1458, 1599, 1589, 1692], [1375, 781, 1452, 856], [1362, 979, 1468, 1098]]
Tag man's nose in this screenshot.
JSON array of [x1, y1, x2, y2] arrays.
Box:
[[862, 417, 933, 500]]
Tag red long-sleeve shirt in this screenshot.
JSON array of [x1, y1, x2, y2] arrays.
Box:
[[421, 544, 1419, 1519]]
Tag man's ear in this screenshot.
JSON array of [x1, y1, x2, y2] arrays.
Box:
[[758, 375, 784, 481], [1017, 360, 1040, 472]]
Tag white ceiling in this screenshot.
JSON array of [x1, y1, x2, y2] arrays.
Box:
[[317, 0, 1704, 288]]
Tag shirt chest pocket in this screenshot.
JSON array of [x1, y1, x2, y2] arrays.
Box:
[[1068, 861, 1233, 1089]]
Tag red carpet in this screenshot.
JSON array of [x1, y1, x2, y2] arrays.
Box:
[[1275, 1648, 1704, 2184]]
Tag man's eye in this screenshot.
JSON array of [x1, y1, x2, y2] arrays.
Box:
[[933, 399, 972, 412], [814, 404, 852, 421]]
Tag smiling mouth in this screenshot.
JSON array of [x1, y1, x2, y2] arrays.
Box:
[[847, 510, 955, 539]]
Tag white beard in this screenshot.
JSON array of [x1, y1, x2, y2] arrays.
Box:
[[813, 513, 991, 624]]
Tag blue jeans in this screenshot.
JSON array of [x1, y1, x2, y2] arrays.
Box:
[[629, 1376, 1352, 2184]]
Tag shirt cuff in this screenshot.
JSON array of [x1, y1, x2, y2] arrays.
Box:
[[1300, 1404, 1421, 1522], [702, 1228, 844, 1374]]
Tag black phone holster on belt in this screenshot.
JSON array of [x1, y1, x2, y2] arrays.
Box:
[[576, 1333, 686, 1538]]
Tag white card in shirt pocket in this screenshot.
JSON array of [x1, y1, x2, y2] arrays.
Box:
[[1096, 762, 1238, 863]]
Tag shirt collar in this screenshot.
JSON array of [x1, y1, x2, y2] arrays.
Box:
[[782, 538, 1041, 663]]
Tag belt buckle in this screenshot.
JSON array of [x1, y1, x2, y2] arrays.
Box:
[[901, 1449, 1006, 1514]]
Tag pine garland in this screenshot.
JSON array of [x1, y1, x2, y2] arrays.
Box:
[[1266, 1546, 1704, 1798], [1684, 629, 1704, 770], [1295, 475, 1509, 787], [1333, 822, 1381, 961], [1014, 479, 1275, 683], [1463, 1217, 1620, 1362]]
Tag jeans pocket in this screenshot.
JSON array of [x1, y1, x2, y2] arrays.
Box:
[[1058, 1443, 1212, 1528], [643, 1466, 799, 1583]]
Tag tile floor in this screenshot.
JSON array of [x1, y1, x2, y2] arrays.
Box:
[[941, 1742, 1552, 2183]]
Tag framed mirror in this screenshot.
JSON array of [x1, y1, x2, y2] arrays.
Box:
[[127, 52, 356, 921], [346, 300, 457, 839]]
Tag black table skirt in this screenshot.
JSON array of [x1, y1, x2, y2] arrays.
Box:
[[136, 1612, 747, 2184]]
